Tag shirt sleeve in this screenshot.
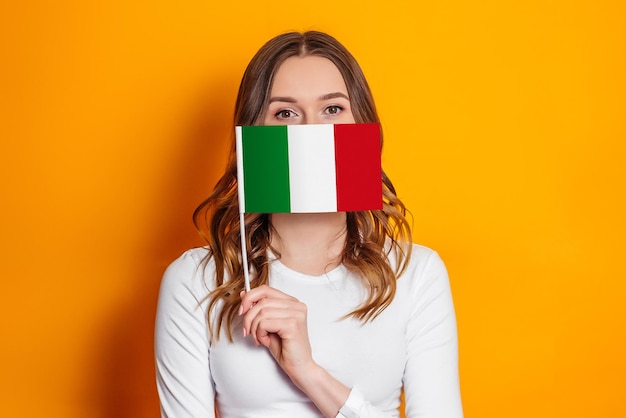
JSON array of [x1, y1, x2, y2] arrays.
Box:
[[403, 250, 463, 417], [154, 250, 216, 418], [336, 387, 387, 418]]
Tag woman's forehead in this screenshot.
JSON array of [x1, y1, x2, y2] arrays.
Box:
[[270, 56, 348, 97]]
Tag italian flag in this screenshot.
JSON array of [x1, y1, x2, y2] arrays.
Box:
[[236, 123, 382, 213]]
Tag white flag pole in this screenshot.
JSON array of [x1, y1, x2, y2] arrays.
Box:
[[236, 126, 251, 292], [239, 211, 251, 292]]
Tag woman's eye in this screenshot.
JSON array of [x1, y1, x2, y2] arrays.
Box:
[[276, 109, 296, 119], [325, 105, 343, 115]]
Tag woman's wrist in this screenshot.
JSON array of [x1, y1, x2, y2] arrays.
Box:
[[291, 362, 351, 418]]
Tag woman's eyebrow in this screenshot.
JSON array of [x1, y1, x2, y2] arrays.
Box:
[[268, 96, 297, 103], [269, 93, 350, 104], [319, 92, 349, 101]]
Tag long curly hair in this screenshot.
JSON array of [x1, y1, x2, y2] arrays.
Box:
[[193, 31, 413, 341]]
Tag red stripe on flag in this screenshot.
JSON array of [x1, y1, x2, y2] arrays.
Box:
[[334, 123, 382, 212]]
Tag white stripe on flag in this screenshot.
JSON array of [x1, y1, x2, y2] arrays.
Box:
[[287, 124, 337, 213]]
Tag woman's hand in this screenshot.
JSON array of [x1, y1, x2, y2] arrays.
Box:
[[239, 285, 316, 381], [239, 285, 351, 417]]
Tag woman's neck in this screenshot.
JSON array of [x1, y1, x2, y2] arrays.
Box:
[[269, 212, 347, 276]]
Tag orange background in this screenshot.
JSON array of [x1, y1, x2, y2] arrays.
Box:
[[1, 1, 624, 417]]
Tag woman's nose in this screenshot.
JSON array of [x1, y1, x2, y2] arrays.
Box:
[[302, 113, 324, 125]]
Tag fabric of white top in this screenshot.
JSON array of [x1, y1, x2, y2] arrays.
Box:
[[155, 244, 463, 417]]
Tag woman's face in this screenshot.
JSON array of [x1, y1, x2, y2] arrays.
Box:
[[263, 55, 356, 126]]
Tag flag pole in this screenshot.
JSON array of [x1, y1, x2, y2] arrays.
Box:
[[235, 126, 251, 292], [239, 211, 251, 292]]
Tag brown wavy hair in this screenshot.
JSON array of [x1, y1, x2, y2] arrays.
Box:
[[193, 31, 413, 341]]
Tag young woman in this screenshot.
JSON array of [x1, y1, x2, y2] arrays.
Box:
[[155, 31, 463, 417]]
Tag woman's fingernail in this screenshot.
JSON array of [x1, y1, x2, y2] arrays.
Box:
[[238, 304, 243, 316], [242, 327, 247, 337]]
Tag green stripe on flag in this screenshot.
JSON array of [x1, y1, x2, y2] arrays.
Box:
[[241, 125, 291, 213]]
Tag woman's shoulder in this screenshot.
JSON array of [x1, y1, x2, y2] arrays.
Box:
[[388, 241, 446, 272], [389, 243, 456, 322], [409, 243, 446, 267], [159, 247, 215, 300], [167, 246, 211, 268], [395, 242, 450, 288]]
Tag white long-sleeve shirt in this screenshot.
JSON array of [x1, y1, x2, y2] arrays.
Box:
[[155, 244, 463, 417]]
